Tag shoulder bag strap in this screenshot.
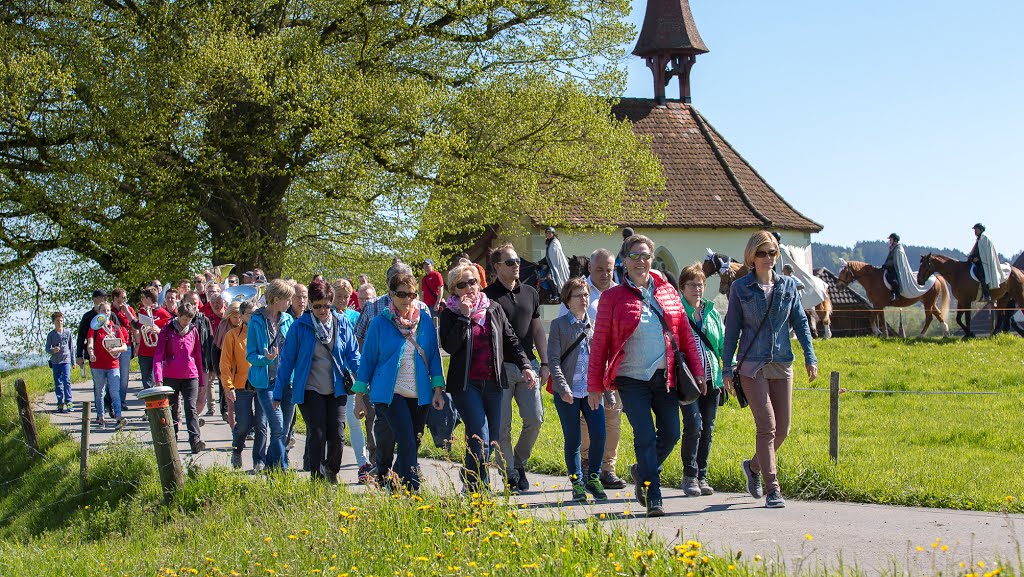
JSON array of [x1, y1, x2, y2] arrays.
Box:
[[628, 286, 680, 353], [687, 315, 716, 356], [318, 319, 349, 381], [559, 327, 588, 363], [735, 286, 777, 369], [393, 318, 433, 377]]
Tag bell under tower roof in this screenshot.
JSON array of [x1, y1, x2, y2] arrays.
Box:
[[632, 0, 709, 104]]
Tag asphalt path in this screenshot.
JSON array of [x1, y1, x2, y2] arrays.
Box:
[[38, 370, 1023, 575]]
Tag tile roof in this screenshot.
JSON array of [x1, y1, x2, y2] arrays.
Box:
[[606, 99, 823, 232], [815, 268, 871, 308]]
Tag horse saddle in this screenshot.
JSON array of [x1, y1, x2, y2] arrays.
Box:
[[970, 262, 1011, 283]]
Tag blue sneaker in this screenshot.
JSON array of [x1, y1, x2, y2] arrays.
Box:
[[741, 460, 763, 499], [765, 491, 786, 509]]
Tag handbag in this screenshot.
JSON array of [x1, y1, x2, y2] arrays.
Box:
[[732, 287, 776, 409], [630, 287, 701, 406], [544, 325, 589, 395]]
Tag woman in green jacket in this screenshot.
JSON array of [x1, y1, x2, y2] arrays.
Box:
[[678, 263, 726, 497]]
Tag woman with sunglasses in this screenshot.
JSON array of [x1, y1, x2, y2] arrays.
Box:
[[274, 280, 360, 483], [587, 234, 704, 517], [439, 262, 534, 493], [352, 273, 445, 491], [722, 231, 818, 509]]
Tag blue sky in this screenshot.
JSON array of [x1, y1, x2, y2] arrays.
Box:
[[619, 0, 1023, 257]]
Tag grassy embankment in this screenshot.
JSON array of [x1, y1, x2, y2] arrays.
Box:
[[424, 335, 1024, 513]]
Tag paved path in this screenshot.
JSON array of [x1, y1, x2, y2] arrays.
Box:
[[39, 371, 1023, 575]]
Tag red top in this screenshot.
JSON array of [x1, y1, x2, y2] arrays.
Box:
[[137, 307, 173, 357], [420, 270, 445, 307], [467, 319, 496, 381], [348, 292, 361, 312], [86, 324, 129, 370], [111, 304, 137, 333], [587, 271, 703, 392], [202, 301, 225, 336]]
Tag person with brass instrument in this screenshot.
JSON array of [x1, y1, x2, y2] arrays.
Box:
[[154, 301, 207, 454], [222, 300, 267, 470], [135, 287, 172, 390], [86, 302, 130, 429], [110, 288, 138, 411], [247, 279, 296, 470], [203, 282, 227, 417]]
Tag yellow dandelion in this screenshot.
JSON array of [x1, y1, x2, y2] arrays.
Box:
[[754, 555, 762, 562], [941, 545, 949, 552], [288, 534, 298, 540], [727, 564, 736, 571], [916, 546, 924, 552], [805, 533, 813, 541]]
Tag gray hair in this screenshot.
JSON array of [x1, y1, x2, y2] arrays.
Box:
[[590, 248, 614, 265], [386, 260, 413, 284]]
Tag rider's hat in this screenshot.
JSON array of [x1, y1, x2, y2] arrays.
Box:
[[972, 223, 985, 232]]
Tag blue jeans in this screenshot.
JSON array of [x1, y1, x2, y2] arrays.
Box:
[[52, 363, 72, 405], [345, 399, 367, 468], [91, 367, 122, 420], [376, 397, 428, 490], [138, 355, 154, 389], [452, 382, 504, 491], [233, 389, 267, 469], [681, 388, 720, 479], [616, 370, 680, 506], [553, 394, 605, 481], [257, 383, 295, 470], [118, 346, 132, 409]]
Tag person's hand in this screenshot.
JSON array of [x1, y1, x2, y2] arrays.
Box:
[[522, 368, 537, 389], [587, 391, 603, 411], [50, 346, 60, 354], [432, 389, 446, 411], [77, 358, 84, 368], [806, 363, 818, 383], [264, 346, 278, 361], [458, 295, 474, 317], [225, 388, 236, 403], [539, 364, 550, 383], [89, 353, 96, 363], [698, 379, 708, 396], [723, 375, 734, 395], [272, 400, 281, 411], [353, 394, 368, 419], [604, 390, 617, 408], [559, 392, 573, 404]]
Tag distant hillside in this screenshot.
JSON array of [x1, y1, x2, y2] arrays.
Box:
[[812, 241, 1017, 273]]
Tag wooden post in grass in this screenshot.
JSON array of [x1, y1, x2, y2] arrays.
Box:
[[829, 372, 840, 463], [14, 379, 40, 457], [138, 386, 184, 503], [80, 401, 91, 491]]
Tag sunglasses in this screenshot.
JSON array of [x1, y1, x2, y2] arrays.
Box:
[[755, 250, 779, 259], [500, 258, 521, 267], [310, 303, 332, 310], [392, 290, 418, 299], [454, 278, 479, 290], [627, 252, 653, 262]]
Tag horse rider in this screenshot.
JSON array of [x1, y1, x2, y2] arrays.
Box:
[[882, 233, 901, 302], [967, 223, 995, 302]]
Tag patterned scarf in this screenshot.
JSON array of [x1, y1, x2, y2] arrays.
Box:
[[444, 292, 490, 327], [389, 301, 421, 338], [313, 313, 335, 345]]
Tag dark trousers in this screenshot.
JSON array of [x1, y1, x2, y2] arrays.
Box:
[[138, 356, 154, 389], [232, 389, 267, 469], [452, 382, 504, 491], [680, 387, 720, 479], [297, 391, 346, 480], [553, 394, 605, 480], [372, 405, 398, 483], [616, 370, 680, 506], [166, 377, 201, 445], [376, 397, 428, 490]]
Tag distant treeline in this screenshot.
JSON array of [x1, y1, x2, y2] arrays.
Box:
[[812, 241, 1019, 273]]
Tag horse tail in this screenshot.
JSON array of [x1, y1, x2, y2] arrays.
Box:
[[935, 274, 951, 321]]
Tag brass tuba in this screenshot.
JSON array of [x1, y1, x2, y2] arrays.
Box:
[[138, 313, 160, 348]]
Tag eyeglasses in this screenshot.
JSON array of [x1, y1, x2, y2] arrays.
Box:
[[627, 252, 653, 262], [310, 303, 332, 310], [499, 258, 521, 267], [755, 250, 779, 259], [454, 278, 479, 290], [392, 290, 418, 299], [571, 292, 589, 300], [683, 282, 705, 290]]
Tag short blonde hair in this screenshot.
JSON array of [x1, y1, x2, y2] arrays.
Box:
[[447, 263, 480, 292], [265, 278, 295, 306], [743, 231, 779, 268], [226, 302, 242, 318], [333, 279, 353, 293]]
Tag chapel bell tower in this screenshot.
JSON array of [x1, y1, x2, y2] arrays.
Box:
[[632, 0, 709, 105]]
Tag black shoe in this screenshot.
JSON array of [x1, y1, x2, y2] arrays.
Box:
[[505, 471, 521, 494], [600, 470, 627, 490], [516, 467, 529, 492], [191, 440, 206, 454], [630, 464, 646, 507], [646, 501, 665, 517]]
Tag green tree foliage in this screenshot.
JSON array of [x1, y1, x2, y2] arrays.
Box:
[[0, 0, 664, 359]]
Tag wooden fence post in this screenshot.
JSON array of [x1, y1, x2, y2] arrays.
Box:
[[138, 386, 184, 503], [80, 401, 91, 491], [14, 379, 40, 457], [829, 371, 840, 463]]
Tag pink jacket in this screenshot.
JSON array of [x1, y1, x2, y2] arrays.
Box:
[[153, 322, 206, 386]]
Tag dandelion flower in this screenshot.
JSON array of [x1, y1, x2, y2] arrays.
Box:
[[805, 533, 813, 541]]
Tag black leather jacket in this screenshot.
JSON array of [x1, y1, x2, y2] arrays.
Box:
[[438, 304, 530, 394]]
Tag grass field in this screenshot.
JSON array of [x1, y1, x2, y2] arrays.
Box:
[[423, 335, 1024, 513]]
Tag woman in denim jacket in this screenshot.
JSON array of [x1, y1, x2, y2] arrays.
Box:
[[722, 231, 818, 509]]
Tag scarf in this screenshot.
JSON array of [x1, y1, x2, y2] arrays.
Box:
[[313, 313, 335, 345], [444, 292, 490, 327], [389, 301, 421, 338], [171, 318, 191, 338]]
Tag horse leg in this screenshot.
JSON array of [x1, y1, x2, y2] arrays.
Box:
[[955, 310, 969, 338], [806, 309, 818, 339], [920, 309, 933, 337]]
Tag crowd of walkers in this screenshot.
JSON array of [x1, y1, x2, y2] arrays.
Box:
[[49, 231, 818, 516]]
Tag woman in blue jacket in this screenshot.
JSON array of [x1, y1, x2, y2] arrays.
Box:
[[246, 279, 295, 470], [353, 272, 445, 491], [274, 279, 360, 483]]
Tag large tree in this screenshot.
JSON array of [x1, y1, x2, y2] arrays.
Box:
[[0, 0, 663, 357]]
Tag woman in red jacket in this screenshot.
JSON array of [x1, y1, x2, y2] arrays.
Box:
[[587, 234, 704, 517]]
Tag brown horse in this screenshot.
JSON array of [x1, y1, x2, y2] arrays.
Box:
[[917, 253, 1024, 338], [835, 260, 951, 337], [702, 252, 833, 339]]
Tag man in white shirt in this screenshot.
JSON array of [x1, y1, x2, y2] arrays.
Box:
[[559, 248, 627, 489]]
